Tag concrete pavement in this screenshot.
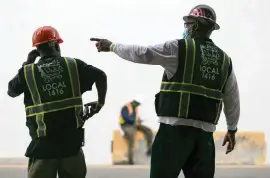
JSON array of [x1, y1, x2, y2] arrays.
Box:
[[0, 165, 269, 178]]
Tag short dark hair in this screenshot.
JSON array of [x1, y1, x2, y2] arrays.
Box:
[[36, 41, 58, 52]]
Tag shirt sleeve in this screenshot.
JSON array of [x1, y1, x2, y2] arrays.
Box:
[[7, 67, 26, 98], [109, 40, 178, 74], [75, 58, 106, 93], [222, 68, 240, 130]]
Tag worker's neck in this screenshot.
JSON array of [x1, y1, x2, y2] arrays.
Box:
[[40, 51, 61, 58], [193, 31, 212, 39], [193, 34, 211, 39]]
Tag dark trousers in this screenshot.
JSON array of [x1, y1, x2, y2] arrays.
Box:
[[121, 124, 153, 163], [28, 149, 86, 178], [150, 123, 215, 178]]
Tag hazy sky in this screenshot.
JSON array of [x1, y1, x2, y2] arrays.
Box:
[[0, 0, 269, 164]]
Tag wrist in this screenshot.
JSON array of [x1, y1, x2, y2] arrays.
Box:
[[109, 43, 116, 52], [98, 100, 105, 106], [228, 127, 237, 135], [227, 124, 237, 131]]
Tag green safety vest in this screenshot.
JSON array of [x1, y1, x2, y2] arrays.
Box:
[[156, 39, 231, 124], [24, 57, 84, 137]]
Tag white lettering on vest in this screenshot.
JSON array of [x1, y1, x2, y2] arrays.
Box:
[[200, 65, 220, 81], [38, 60, 67, 97], [199, 43, 221, 81], [42, 81, 66, 96]]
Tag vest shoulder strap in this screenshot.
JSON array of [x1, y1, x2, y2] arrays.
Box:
[[63, 57, 81, 97]]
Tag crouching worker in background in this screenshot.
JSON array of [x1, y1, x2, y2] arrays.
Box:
[[119, 99, 153, 165]]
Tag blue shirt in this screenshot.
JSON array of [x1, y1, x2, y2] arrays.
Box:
[[121, 105, 136, 125]]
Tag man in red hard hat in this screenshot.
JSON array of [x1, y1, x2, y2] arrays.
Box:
[[7, 26, 107, 178], [90, 4, 240, 178]]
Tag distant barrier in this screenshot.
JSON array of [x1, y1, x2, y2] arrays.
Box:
[[111, 130, 267, 165]]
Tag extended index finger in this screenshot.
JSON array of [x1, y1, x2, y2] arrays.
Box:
[[90, 38, 101, 41]]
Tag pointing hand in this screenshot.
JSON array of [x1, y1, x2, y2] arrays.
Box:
[[90, 38, 112, 52]]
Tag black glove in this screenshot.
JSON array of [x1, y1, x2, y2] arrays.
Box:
[[82, 101, 104, 120], [22, 49, 40, 66]]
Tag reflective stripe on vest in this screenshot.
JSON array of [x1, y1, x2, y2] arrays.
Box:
[[160, 39, 230, 118], [25, 97, 82, 116], [177, 39, 196, 117], [214, 52, 231, 123], [160, 82, 222, 100], [64, 57, 84, 128], [24, 57, 84, 137]]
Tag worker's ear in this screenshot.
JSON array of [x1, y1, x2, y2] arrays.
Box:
[[55, 43, 61, 53]]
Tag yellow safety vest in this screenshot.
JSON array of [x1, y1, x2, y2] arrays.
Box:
[[119, 103, 139, 125], [24, 57, 84, 137]]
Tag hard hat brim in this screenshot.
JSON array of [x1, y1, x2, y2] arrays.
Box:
[[32, 39, 64, 47], [183, 15, 220, 30]]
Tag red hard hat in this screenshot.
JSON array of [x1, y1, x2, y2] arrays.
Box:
[[32, 26, 63, 47]]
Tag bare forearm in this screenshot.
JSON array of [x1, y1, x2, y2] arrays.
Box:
[[95, 71, 107, 104]]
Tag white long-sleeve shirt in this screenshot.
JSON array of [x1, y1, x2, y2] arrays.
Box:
[[110, 39, 240, 132]]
